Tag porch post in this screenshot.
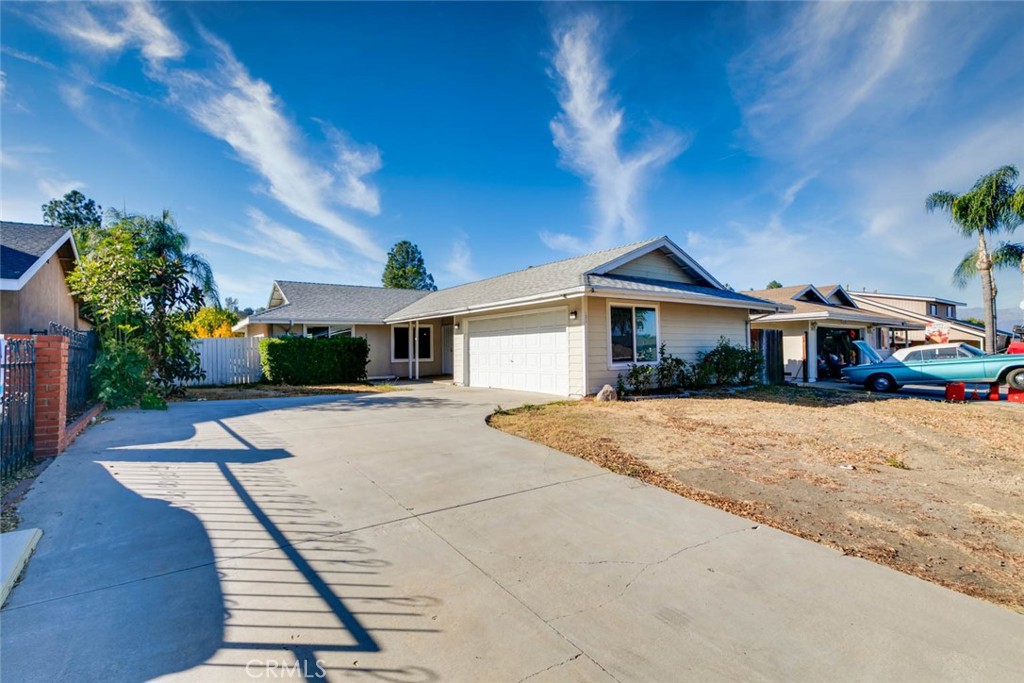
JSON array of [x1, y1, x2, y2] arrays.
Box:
[[807, 322, 818, 383], [414, 320, 421, 380], [407, 325, 412, 379]]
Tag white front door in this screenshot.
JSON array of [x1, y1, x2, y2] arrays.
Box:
[[467, 309, 569, 396]]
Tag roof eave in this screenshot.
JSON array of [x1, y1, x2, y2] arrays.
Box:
[[386, 286, 588, 323], [588, 286, 783, 312]]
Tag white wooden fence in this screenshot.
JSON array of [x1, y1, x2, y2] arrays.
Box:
[[188, 337, 262, 386]]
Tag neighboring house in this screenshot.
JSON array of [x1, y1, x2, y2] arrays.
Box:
[[848, 291, 1012, 352], [235, 236, 784, 396], [0, 221, 88, 334], [743, 284, 922, 383]]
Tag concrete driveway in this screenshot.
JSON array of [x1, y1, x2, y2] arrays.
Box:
[[2, 384, 1022, 682]]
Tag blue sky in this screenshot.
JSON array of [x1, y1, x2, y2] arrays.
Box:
[[2, 2, 1022, 313]]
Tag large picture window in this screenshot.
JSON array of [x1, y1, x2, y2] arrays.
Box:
[[610, 305, 658, 364], [392, 325, 433, 362]]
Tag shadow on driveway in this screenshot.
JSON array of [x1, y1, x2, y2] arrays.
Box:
[[1, 395, 445, 682]]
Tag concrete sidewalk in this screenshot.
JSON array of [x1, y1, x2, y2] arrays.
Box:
[[1, 384, 1021, 682]]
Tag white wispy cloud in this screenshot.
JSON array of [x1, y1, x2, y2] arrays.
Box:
[[197, 208, 343, 271], [730, 3, 996, 160], [721, 2, 1024, 305], [41, 1, 387, 264], [51, 1, 185, 67], [443, 232, 479, 284], [542, 13, 687, 252], [38, 177, 84, 201]]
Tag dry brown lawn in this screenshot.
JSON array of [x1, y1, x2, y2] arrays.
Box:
[[490, 387, 1024, 611], [175, 382, 403, 401]]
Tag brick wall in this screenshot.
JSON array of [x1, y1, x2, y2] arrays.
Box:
[[33, 335, 70, 457], [2, 333, 85, 457]]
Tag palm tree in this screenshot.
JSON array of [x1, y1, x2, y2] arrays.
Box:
[[927, 165, 1022, 351], [107, 208, 220, 306]]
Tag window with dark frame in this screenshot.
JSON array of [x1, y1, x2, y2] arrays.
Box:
[[392, 326, 432, 361], [610, 305, 658, 364], [392, 327, 410, 361]]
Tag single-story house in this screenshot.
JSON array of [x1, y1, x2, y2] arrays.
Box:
[[0, 221, 89, 334], [235, 236, 786, 396], [743, 284, 923, 383], [848, 290, 1012, 352]]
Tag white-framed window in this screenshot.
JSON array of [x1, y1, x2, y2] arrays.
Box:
[[391, 324, 433, 362], [928, 303, 938, 316], [608, 303, 659, 366]]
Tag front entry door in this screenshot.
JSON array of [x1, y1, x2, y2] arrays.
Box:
[[442, 324, 454, 375]]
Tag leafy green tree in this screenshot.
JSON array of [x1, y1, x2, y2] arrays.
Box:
[[927, 165, 1022, 351], [766, 280, 783, 289], [41, 190, 103, 251], [224, 297, 240, 313], [67, 211, 215, 401], [382, 240, 437, 291]]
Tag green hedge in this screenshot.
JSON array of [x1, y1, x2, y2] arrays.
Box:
[[259, 336, 370, 385]]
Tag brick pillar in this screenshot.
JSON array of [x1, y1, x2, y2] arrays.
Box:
[[33, 335, 69, 458]]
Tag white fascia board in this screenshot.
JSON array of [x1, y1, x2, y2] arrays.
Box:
[[754, 310, 922, 328], [851, 291, 967, 307], [588, 286, 783, 312], [0, 231, 73, 291], [245, 318, 384, 327], [385, 287, 587, 323]]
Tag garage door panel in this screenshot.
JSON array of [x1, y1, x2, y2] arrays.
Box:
[[468, 310, 569, 396]]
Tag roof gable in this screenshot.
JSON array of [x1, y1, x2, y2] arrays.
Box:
[[589, 236, 721, 289], [0, 221, 77, 291], [817, 284, 857, 307]]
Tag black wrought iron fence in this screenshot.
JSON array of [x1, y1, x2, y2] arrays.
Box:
[[1, 338, 36, 477], [48, 322, 98, 421]]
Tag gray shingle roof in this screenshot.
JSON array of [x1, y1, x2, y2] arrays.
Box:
[[248, 281, 430, 324], [1, 221, 72, 281], [386, 237, 667, 321], [588, 275, 783, 310]]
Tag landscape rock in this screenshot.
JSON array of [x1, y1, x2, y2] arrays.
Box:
[[595, 384, 618, 402]]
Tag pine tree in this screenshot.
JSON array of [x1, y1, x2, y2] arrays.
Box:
[[382, 241, 437, 291]]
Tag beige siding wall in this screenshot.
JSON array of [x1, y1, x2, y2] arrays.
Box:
[[244, 323, 271, 337], [607, 251, 697, 284], [453, 317, 465, 385], [586, 296, 748, 394], [1, 292, 20, 332], [567, 303, 585, 397], [859, 297, 928, 315], [356, 323, 445, 378], [0, 256, 81, 334]]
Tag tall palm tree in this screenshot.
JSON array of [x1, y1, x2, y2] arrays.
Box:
[[927, 165, 1022, 351]]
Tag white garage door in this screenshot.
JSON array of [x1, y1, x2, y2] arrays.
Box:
[[468, 309, 569, 396]]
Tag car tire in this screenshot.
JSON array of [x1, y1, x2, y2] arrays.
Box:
[[1005, 368, 1024, 391], [866, 374, 897, 393]]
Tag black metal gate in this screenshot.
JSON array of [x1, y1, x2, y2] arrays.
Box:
[[1, 338, 36, 476], [48, 322, 97, 422]]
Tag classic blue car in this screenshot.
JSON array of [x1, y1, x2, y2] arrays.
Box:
[[841, 341, 1024, 393]]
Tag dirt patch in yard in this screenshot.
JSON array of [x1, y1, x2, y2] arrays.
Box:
[[490, 387, 1024, 611], [172, 382, 404, 402]]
